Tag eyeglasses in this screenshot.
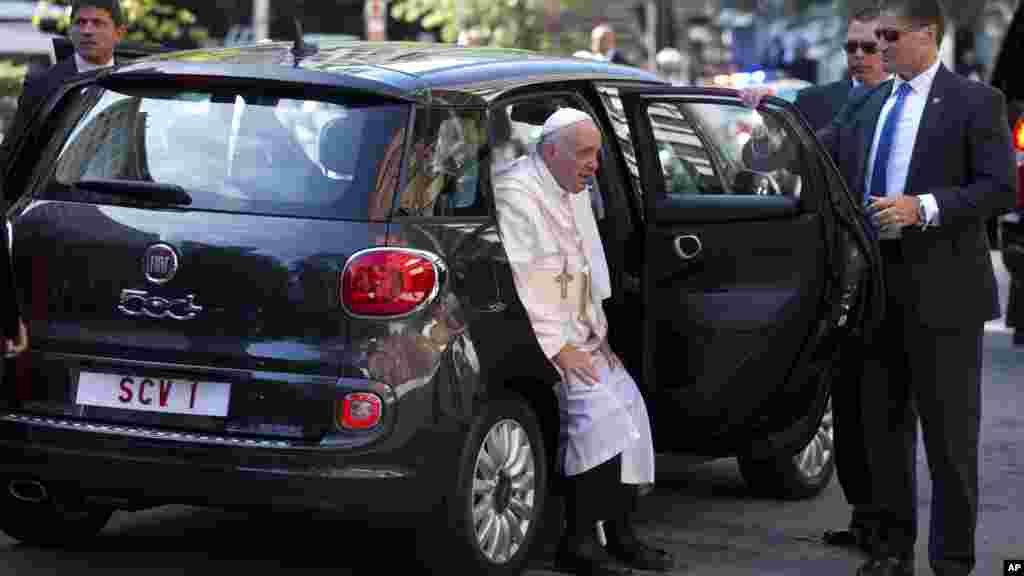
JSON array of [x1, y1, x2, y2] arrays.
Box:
[[844, 41, 879, 54], [874, 25, 928, 43]]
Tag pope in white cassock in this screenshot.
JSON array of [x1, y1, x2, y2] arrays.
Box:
[[493, 108, 674, 576]]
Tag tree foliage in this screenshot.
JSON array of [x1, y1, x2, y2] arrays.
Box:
[[390, 0, 574, 51], [34, 0, 209, 48], [0, 61, 29, 99]]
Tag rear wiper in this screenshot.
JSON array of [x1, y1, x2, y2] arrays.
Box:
[[74, 178, 192, 206]]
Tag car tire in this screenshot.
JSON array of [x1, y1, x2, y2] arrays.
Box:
[[421, 394, 548, 575], [0, 478, 113, 547], [737, 397, 835, 500]]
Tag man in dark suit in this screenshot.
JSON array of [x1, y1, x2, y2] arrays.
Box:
[[0, 0, 126, 175], [591, 24, 632, 67], [795, 7, 889, 132], [793, 6, 892, 555], [744, 0, 1016, 574]]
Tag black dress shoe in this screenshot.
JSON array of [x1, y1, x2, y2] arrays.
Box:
[[604, 521, 675, 572], [856, 553, 914, 576], [555, 534, 634, 576]]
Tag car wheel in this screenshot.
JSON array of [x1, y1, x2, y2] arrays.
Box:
[[423, 395, 548, 575], [0, 478, 113, 547], [738, 397, 835, 500]]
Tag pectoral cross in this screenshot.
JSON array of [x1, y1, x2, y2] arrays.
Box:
[[555, 263, 573, 300], [578, 269, 590, 321]]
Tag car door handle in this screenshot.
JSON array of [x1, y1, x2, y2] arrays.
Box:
[[673, 234, 702, 261]]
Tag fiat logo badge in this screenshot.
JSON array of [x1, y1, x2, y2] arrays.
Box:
[[144, 243, 179, 285]]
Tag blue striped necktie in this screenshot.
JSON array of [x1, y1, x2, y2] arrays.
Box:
[[868, 82, 912, 201]]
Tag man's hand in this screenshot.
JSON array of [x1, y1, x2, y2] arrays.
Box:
[[598, 337, 622, 372], [4, 320, 28, 358], [740, 86, 775, 109], [868, 195, 920, 231], [554, 344, 599, 386]]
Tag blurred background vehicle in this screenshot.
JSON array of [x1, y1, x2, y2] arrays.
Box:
[[988, 0, 1024, 345]]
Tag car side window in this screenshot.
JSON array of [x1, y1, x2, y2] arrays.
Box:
[[646, 103, 719, 196], [393, 107, 487, 218], [43, 87, 411, 219], [646, 101, 806, 200]]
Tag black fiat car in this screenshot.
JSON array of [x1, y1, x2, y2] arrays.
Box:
[[0, 41, 879, 574]]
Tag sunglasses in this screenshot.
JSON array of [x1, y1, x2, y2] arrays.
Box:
[[874, 25, 928, 43], [844, 41, 879, 54]]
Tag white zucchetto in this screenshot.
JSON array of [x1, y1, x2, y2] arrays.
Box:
[[540, 108, 594, 137]]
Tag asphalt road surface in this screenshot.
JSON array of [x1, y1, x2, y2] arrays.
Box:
[[1, 255, 1020, 575]]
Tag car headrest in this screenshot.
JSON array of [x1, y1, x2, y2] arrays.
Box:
[[509, 101, 559, 126], [319, 116, 361, 176], [490, 111, 512, 143]]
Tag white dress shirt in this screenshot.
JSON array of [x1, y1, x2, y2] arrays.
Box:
[[864, 58, 942, 237], [74, 53, 115, 73]]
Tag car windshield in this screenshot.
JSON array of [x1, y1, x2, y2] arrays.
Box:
[[44, 85, 410, 220]]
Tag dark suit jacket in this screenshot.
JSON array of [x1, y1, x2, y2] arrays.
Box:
[[794, 79, 853, 132], [1, 223, 19, 339], [1, 56, 92, 342], [819, 64, 1018, 327], [1, 58, 79, 179]]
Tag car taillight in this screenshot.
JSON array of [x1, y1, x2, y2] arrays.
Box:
[[341, 248, 441, 317], [337, 392, 382, 430], [1014, 116, 1024, 152]]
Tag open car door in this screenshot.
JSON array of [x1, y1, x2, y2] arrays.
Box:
[[614, 86, 874, 457]]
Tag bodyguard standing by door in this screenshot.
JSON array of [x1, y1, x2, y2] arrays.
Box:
[[742, 0, 1016, 573], [856, 1, 1016, 574], [0, 0, 126, 175]]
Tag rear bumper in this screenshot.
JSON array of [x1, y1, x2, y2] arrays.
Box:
[[0, 413, 450, 518]]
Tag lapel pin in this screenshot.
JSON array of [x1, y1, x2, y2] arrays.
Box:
[[932, 97, 941, 104]]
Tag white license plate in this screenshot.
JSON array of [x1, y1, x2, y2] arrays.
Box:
[[75, 372, 231, 417]]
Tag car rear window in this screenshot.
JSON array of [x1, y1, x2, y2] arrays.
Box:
[[39, 85, 410, 219]]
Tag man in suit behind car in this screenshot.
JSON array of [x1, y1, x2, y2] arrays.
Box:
[[591, 24, 633, 67], [794, 7, 890, 132], [0, 0, 126, 178]]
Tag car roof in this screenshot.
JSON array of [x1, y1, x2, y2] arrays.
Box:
[[109, 40, 667, 106]]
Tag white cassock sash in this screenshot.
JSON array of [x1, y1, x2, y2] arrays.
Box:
[[554, 354, 655, 485]]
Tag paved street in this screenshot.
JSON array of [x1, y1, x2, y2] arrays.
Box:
[[0, 254, 1020, 575]]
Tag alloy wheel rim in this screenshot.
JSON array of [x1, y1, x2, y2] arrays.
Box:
[[793, 398, 834, 479], [471, 418, 536, 564]]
